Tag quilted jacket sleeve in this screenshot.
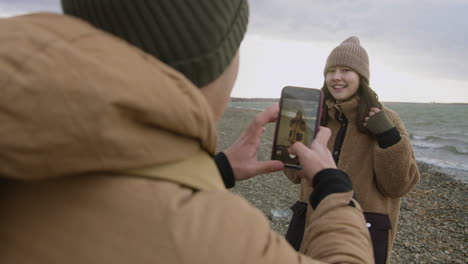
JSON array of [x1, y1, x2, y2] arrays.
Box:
[[195, 190, 373, 264], [301, 192, 374, 263]]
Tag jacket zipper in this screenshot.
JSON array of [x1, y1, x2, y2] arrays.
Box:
[[332, 106, 348, 165]]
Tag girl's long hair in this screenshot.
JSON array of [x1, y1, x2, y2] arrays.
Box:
[[320, 76, 382, 133]]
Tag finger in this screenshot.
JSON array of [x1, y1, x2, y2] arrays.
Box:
[[245, 118, 267, 141], [368, 111, 376, 117], [370, 107, 381, 113], [265, 102, 280, 121], [313, 126, 331, 147], [288, 141, 309, 157], [365, 117, 369, 121], [249, 125, 265, 144], [246, 103, 279, 138], [256, 103, 280, 125], [364, 122, 367, 127], [252, 160, 284, 175]]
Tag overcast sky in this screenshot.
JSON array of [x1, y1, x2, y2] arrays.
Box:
[[1, 0, 467, 103]]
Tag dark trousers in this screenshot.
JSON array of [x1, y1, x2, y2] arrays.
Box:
[[285, 201, 308, 251]]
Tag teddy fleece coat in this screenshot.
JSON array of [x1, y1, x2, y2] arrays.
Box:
[[0, 13, 373, 264], [289, 97, 420, 263]]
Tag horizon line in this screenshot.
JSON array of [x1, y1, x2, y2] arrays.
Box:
[[230, 97, 468, 105]]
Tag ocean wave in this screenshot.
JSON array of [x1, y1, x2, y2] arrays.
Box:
[[410, 134, 467, 144], [416, 157, 468, 172], [416, 158, 468, 183], [441, 145, 468, 155], [409, 134, 424, 140], [412, 141, 468, 155], [229, 106, 262, 111], [411, 141, 440, 149], [425, 135, 447, 141], [411, 121, 435, 127]]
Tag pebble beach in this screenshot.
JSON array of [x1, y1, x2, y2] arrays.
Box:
[[217, 107, 467, 264]]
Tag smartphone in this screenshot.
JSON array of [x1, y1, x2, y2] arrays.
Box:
[[271, 86, 323, 169]]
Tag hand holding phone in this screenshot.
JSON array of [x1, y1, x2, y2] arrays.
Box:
[[224, 103, 284, 181], [288, 127, 337, 183], [271, 86, 323, 169]]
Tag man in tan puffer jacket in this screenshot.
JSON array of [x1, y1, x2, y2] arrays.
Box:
[[0, 1, 373, 263]]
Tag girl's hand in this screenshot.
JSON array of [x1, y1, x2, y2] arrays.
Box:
[[364, 107, 381, 127], [364, 107, 395, 135]]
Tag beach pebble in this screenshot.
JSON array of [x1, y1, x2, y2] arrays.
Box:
[[270, 208, 293, 220]]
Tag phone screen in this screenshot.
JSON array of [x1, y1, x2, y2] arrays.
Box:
[[271, 86, 322, 169]]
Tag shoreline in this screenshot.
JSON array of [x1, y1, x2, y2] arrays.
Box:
[[217, 107, 467, 264], [415, 161, 467, 185], [228, 106, 468, 184]]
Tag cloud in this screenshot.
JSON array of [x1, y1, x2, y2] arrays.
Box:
[[248, 0, 468, 82], [0, 0, 61, 17], [1, 0, 467, 86]]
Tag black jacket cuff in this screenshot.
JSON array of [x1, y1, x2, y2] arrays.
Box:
[[310, 169, 353, 209], [214, 152, 235, 189], [375, 127, 401, 149]]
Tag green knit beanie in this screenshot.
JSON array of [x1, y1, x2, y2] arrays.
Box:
[[61, 0, 249, 88], [324, 36, 370, 82]]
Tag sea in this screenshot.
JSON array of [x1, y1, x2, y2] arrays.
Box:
[[229, 100, 468, 183]]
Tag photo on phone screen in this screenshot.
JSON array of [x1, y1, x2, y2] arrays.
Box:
[[271, 86, 323, 169]]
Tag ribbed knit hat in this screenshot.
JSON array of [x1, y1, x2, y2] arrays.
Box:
[[324, 36, 370, 82], [61, 0, 249, 88]]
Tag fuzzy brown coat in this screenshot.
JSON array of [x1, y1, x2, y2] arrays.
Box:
[[0, 13, 373, 264], [289, 97, 420, 263]]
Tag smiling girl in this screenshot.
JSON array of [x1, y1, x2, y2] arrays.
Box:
[[285, 36, 420, 264]]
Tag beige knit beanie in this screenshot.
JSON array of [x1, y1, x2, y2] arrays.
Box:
[[324, 36, 370, 81]]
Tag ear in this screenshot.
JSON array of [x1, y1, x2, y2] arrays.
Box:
[[199, 52, 240, 120]]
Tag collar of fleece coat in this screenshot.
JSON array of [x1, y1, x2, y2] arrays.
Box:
[[325, 96, 360, 121], [0, 13, 217, 181]]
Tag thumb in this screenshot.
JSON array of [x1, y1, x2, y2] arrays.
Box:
[[252, 160, 284, 175], [313, 127, 332, 147], [288, 142, 309, 157]]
